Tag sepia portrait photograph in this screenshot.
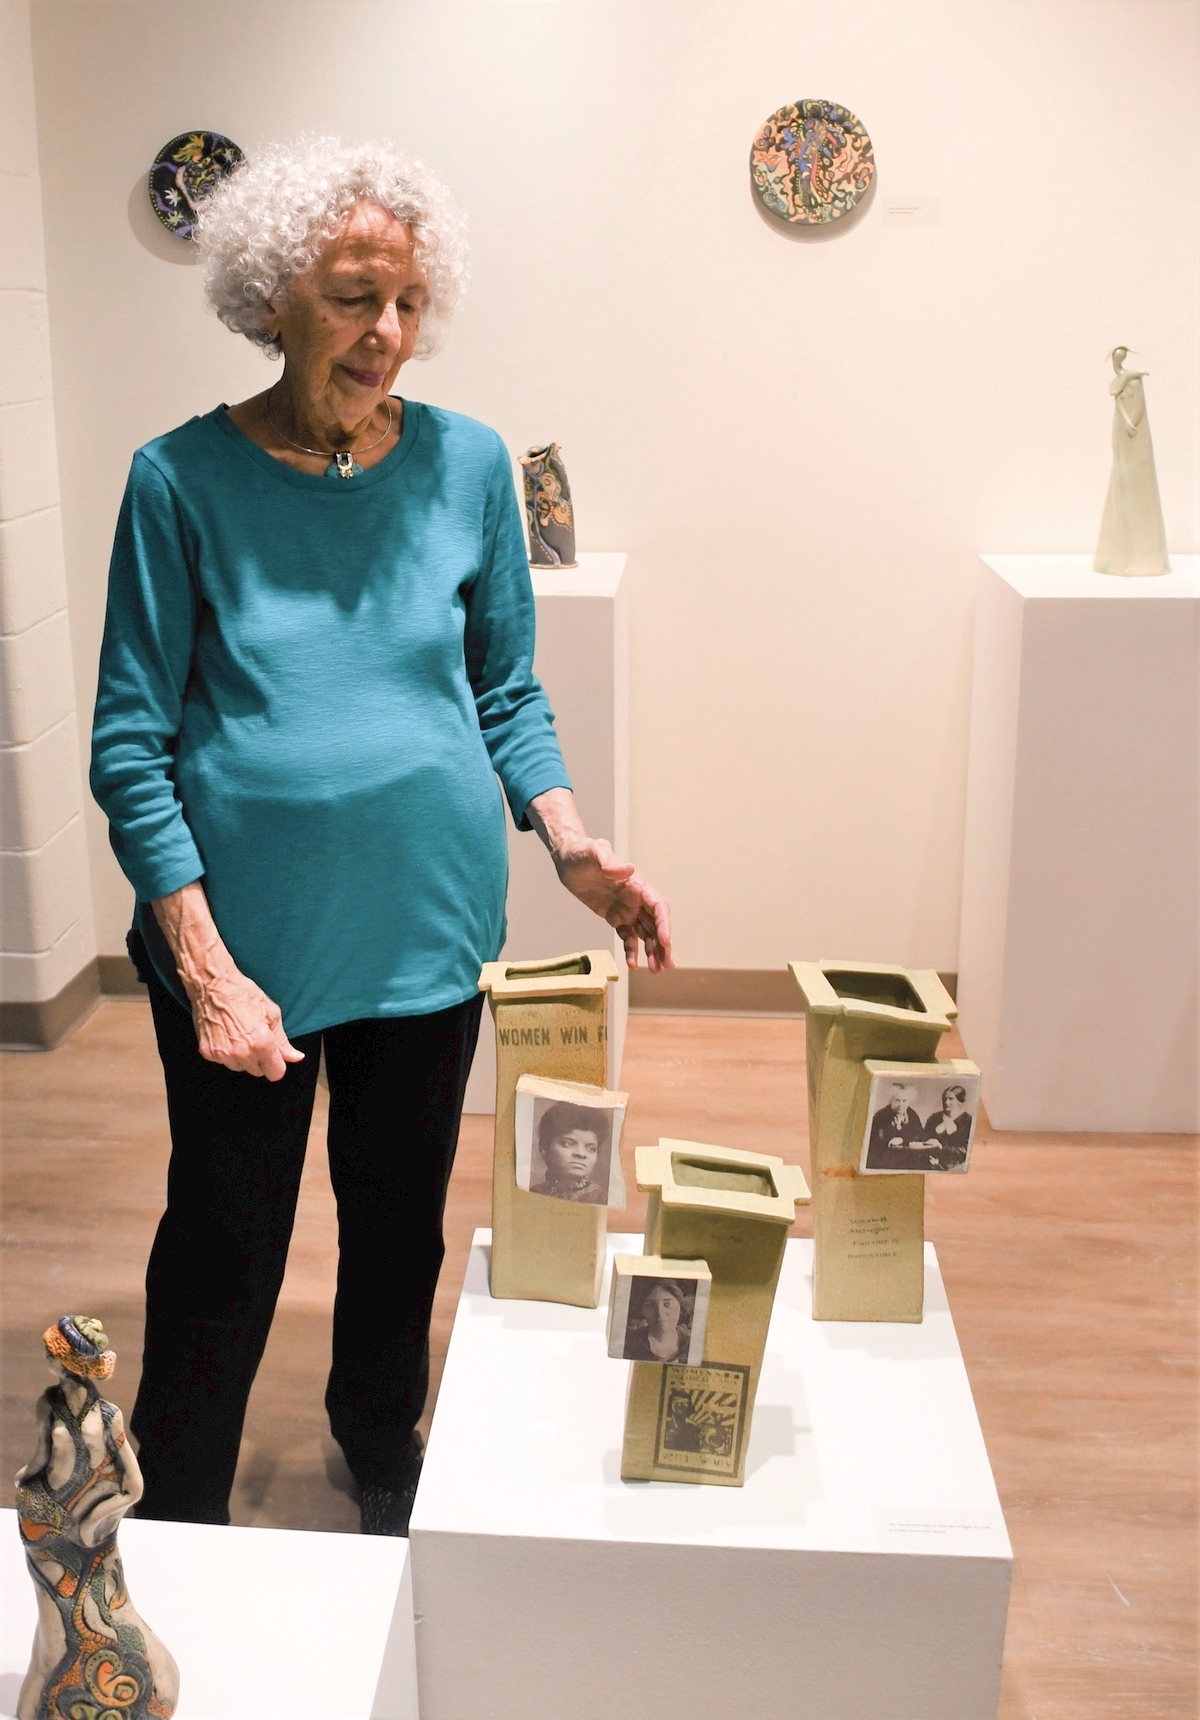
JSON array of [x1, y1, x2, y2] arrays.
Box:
[[860, 1069, 981, 1174], [607, 1256, 710, 1365], [514, 1076, 627, 1206]]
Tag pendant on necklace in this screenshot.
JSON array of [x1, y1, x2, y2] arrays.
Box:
[[329, 451, 362, 480]]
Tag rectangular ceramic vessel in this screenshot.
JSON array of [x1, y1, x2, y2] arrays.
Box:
[[621, 1140, 809, 1485], [479, 951, 619, 1306], [790, 961, 956, 1323]]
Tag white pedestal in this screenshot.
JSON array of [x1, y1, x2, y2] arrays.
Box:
[[958, 555, 1200, 1133], [0, 1514, 417, 1719], [409, 1232, 1012, 1720], [463, 553, 630, 1112]]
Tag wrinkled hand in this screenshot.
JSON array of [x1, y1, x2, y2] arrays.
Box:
[[526, 788, 673, 972], [551, 836, 673, 972], [190, 965, 305, 1081], [152, 880, 304, 1081]]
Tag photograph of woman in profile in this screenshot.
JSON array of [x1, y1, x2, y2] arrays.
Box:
[[622, 1279, 694, 1364], [530, 1102, 610, 1203]]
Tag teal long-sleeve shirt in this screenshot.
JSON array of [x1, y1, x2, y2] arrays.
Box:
[[90, 400, 570, 1037]]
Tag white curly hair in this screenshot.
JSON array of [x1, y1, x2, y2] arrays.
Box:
[[195, 135, 469, 360]]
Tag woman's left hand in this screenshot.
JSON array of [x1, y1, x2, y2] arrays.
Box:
[[526, 788, 673, 973]]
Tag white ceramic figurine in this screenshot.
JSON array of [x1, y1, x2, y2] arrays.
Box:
[[1094, 347, 1170, 577]]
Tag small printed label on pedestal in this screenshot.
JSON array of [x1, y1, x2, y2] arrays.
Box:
[[873, 1507, 1011, 1557], [653, 1364, 749, 1477]]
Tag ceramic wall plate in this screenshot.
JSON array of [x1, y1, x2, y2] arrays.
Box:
[[750, 99, 875, 225], [148, 131, 244, 240]]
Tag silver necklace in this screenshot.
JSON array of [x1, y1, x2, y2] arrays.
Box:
[[265, 392, 394, 479]]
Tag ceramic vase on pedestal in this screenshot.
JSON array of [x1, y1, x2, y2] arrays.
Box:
[[478, 950, 619, 1306], [519, 444, 577, 568], [619, 1140, 809, 1486], [15, 1316, 179, 1720], [789, 962, 956, 1322]]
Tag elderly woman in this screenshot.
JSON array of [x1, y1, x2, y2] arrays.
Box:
[[90, 137, 671, 1537]]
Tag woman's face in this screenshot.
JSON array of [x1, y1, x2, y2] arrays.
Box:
[[269, 199, 427, 431], [644, 1286, 682, 1330], [544, 1129, 599, 1184], [944, 1093, 966, 1119]]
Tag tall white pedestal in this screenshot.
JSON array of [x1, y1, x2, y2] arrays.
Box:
[[0, 1514, 417, 1719], [958, 555, 1200, 1133], [463, 553, 630, 1112], [409, 1232, 1012, 1720]]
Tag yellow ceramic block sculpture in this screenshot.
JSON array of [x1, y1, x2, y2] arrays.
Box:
[[478, 951, 620, 1306], [620, 1140, 810, 1486], [789, 960, 957, 1323]]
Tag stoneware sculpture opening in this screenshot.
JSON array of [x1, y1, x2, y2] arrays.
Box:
[[750, 99, 875, 225], [148, 130, 244, 240]]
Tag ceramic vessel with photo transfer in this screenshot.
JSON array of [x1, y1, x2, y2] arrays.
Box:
[[620, 1141, 809, 1486], [479, 951, 619, 1306], [790, 961, 957, 1322]]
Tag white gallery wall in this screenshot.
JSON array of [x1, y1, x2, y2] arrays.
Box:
[[27, 0, 1200, 973]]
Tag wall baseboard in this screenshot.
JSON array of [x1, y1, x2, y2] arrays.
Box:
[[630, 967, 958, 1016], [2, 959, 959, 1045], [98, 953, 144, 995], [0, 959, 101, 1051]]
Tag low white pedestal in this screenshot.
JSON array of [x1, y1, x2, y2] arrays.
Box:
[[958, 555, 1200, 1132], [0, 1514, 417, 1719], [409, 1232, 1011, 1720], [463, 552, 630, 1112]]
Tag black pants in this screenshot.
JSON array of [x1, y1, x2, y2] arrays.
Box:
[[131, 945, 483, 1524]]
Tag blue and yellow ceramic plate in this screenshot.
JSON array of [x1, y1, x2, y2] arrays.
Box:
[[148, 131, 244, 240], [750, 100, 874, 225]]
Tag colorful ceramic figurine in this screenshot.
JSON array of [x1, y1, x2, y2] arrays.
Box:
[[520, 443, 577, 567], [15, 1316, 179, 1720], [1094, 347, 1170, 577]]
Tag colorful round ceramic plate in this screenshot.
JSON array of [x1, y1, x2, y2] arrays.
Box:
[[750, 100, 875, 225], [148, 131, 244, 240]]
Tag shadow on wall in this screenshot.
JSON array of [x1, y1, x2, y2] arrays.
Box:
[[126, 174, 201, 266]]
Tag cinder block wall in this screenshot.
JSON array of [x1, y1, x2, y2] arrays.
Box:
[[0, 0, 96, 1045]]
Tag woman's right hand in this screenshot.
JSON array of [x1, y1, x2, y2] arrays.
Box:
[[189, 964, 305, 1080], [152, 880, 304, 1081]]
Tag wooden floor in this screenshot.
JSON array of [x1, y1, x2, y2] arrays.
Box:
[[2, 1000, 1197, 1718]]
